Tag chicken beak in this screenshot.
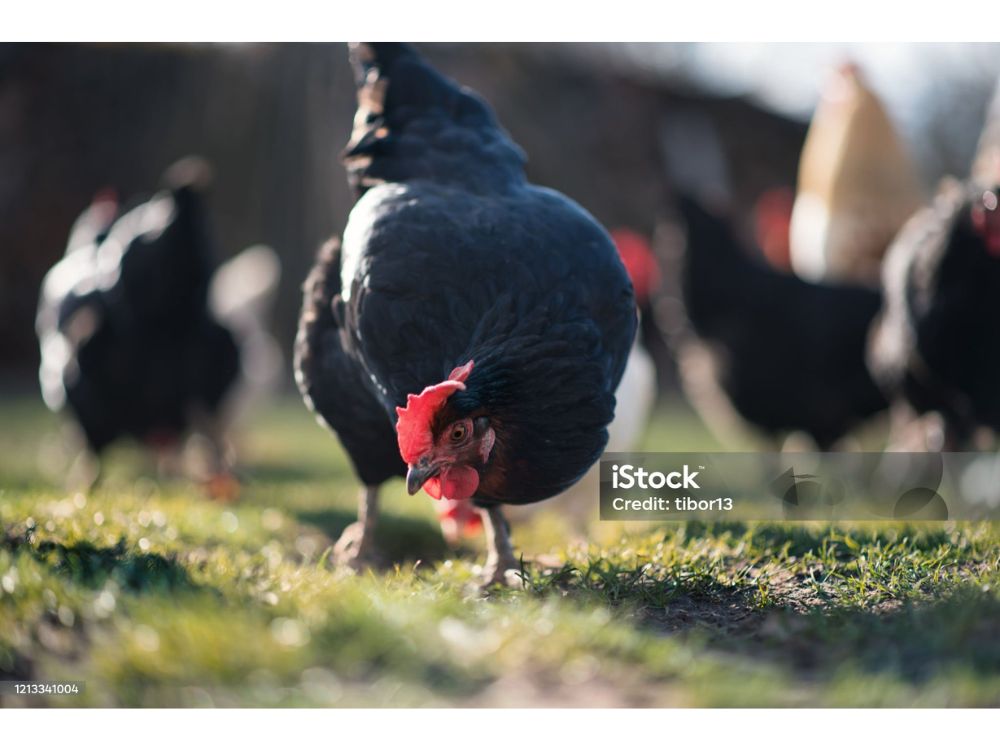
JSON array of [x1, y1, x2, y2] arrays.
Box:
[[406, 461, 440, 495]]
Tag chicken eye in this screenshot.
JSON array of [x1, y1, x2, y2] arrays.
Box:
[[449, 423, 468, 443]]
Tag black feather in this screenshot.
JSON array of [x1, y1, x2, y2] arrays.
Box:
[[294, 238, 405, 485]]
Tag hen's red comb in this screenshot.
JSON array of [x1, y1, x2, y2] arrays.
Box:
[[611, 229, 660, 306], [395, 360, 474, 463]]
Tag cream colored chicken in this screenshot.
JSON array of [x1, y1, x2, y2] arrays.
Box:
[[790, 63, 924, 287], [973, 79, 1000, 186]]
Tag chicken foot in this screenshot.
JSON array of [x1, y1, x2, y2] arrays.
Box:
[[479, 505, 524, 588], [189, 409, 240, 501], [334, 485, 381, 570]]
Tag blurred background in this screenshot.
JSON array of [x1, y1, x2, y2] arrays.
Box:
[[3, 42, 1000, 393]]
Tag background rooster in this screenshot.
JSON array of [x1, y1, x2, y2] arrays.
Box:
[[868, 178, 1000, 449], [294, 43, 636, 585], [868, 85, 1000, 450], [789, 63, 924, 287], [36, 158, 280, 493]]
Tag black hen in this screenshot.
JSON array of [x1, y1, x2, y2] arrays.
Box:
[[868, 179, 1000, 448], [294, 43, 636, 584], [667, 195, 887, 448], [36, 160, 241, 487]]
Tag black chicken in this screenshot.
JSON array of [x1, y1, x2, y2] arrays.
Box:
[[294, 43, 635, 585], [666, 194, 887, 448], [868, 178, 1000, 448], [36, 159, 267, 491]]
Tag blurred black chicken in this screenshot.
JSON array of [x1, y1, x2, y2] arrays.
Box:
[[868, 178, 1000, 449], [294, 43, 636, 585], [36, 159, 281, 494], [656, 112, 886, 449], [667, 194, 888, 449]]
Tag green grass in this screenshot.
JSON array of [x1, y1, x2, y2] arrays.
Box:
[[1, 395, 998, 707]]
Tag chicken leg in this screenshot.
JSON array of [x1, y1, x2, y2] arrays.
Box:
[[479, 505, 524, 588], [334, 486, 380, 570], [67, 447, 102, 492], [190, 409, 240, 501]]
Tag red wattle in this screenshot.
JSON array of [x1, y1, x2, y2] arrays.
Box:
[[422, 476, 443, 500], [440, 465, 480, 499], [419, 466, 479, 501]]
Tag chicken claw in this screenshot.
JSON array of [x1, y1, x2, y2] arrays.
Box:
[[478, 506, 526, 589], [479, 560, 527, 590], [333, 486, 381, 571]]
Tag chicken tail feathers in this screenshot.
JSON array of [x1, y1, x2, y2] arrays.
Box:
[[294, 237, 345, 415], [342, 42, 524, 194], [298, 237, 342, 348]]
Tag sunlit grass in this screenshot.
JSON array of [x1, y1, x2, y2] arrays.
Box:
[[1, 395, 998, 707]]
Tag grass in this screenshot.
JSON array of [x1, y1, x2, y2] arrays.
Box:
[[1, 394, 998, 707]]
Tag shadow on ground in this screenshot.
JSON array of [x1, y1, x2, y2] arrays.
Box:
[[512, 525, 1000, 693], [295, 508, 455, 565], [1, 533, 197, 594], [727, 585, 1000, 682]]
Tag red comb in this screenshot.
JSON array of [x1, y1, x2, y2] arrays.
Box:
[[611, 229, 660, 305], [754, 188, 794, 270], [395, 361, 474, 463]]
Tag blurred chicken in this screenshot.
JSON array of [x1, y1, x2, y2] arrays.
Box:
[[667, 194, 887, 449], [790, 63, 924, 287], [208, 244, 283, 430], [36, 158, 281, 494], [868, 178, 1000, 450], [659, 112, 887, 449]]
